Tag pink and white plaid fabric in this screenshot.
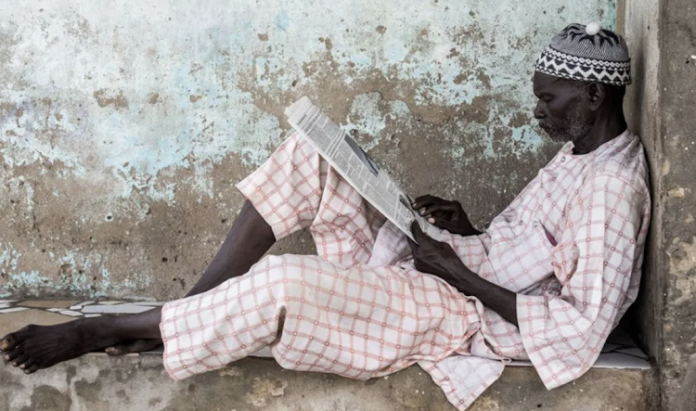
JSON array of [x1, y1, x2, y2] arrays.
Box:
[[160, 131, 650, 410]]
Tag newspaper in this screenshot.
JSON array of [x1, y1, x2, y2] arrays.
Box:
[[285, 96, 442, 242]]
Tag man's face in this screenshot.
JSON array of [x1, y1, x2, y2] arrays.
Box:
[[532, 72, 593, 143]]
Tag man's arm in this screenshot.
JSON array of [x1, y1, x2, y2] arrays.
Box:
[[448, 266, 518, 327], [407, 222, 517, 326], [410, 174, 648, 389]]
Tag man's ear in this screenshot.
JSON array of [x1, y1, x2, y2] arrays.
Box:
[[586, 82, 606, 111]]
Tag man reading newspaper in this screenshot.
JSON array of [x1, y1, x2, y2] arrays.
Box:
[[284, 95, 443, 243], [2, 23, 650, 410]]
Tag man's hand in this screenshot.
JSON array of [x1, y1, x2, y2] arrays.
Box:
[[408, 221, 519, 326], [412, 195, 481, 236], [407, 221, 467, 287]]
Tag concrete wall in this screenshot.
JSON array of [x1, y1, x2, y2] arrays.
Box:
[[620, 0, 662, 373], [622, 0, 696, 409], [0, 0, 618, 300], [652, 0, 696, 409]]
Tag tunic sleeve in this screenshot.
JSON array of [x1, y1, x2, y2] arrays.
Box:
[[516, 174, 647, 389]]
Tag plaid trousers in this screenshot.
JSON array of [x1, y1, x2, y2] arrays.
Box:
[[159, 133, 497, 410]]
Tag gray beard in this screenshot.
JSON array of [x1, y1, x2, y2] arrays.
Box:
[[543, 105, 592, 144]]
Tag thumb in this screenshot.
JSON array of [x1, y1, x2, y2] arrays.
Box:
[[406, 235, 418, 250], [410, 220, 425, 239]]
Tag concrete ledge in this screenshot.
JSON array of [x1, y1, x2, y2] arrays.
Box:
[[0, 356, 658, 411], [0, 301, 657, 410]]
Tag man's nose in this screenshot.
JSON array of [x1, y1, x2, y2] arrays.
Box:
[[534, 101, 545, 120]]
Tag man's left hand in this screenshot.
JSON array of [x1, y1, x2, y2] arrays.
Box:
[[407, 221, 467, 287], [408, 221, 519, 326]]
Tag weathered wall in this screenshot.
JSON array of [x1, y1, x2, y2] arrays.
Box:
[[653, 0, 696, 409], [0, 1, 617, 300], [620, 0, 662, 369], [623, 0, 696, 409]]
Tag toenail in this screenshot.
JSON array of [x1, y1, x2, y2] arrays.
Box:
[[11, 362, 17, 366]]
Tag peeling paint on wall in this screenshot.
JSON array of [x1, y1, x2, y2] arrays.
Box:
[[0, 1, 617, 299]]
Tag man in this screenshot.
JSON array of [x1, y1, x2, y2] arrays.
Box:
[[1, 23, 650, 410]]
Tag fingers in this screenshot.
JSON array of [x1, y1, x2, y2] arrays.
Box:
[[412, 195, 441, 209], [427, 217, 454, 230], [420, 204, 455, 219]]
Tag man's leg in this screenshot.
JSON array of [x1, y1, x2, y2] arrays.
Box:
[[0, 132, 401, 373], [106, 131, 332, 355], [158, 253, 477, 382], [2, 251, 478, 378], [1, 306, 163, 374], [2, 198, 278, 371], [106, 200, 276, 355], [183, 201, 276, 297]]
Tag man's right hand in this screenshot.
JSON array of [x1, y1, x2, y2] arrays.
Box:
[[412, 195, 481, 236]]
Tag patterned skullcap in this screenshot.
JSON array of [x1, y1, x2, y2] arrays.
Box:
[[535, 23, 631, 86]]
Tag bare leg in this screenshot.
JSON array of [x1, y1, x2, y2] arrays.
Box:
[[1, 308, 163, 374], [184, 200, 275, 297], [106, 200, 276, 355], [0, 200, 276, 369]]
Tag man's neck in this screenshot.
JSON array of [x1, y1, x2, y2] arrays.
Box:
[[572, 109, 628, 155]]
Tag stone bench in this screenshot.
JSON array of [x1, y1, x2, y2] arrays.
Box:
[[0, 299, 657, 411]]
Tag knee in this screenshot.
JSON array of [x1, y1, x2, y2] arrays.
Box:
[[256, 255, 305, 297]]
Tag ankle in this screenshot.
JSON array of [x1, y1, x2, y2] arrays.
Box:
[[74, 317, 120, 349]]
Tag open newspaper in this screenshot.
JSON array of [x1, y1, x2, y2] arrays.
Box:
[[285, 96, 441, 242]]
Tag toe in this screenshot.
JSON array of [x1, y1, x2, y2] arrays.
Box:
[[13, 353, 30, 368], [128, 339, 162, 353], [19, 358, 35, 370], [5, 346, 23, 363], [0, 334, 16, 352], [105, 345, 125, 356], [25, 364, 40, 374], [106, 339, 160, 356]]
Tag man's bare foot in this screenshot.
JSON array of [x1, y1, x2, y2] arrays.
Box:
[[0, 319, 120, 374], [105, 338, 162, 356]]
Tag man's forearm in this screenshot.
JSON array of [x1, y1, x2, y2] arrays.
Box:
[[451, 266, 519, 327]]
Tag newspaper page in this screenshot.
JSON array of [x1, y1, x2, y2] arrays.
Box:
[[285, 96, 442, 242]]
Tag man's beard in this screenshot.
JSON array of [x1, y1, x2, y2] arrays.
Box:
[[539, 105, 592, 144]]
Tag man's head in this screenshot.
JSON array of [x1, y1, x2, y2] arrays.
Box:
[[533, 23, 631, 144]]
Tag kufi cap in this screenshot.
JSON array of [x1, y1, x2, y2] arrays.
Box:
[[535, 23, 631, 86]]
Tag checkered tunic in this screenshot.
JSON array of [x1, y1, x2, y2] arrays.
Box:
[[159, 131, 650, 410]]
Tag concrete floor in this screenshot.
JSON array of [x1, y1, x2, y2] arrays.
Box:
[[0, 355, 657, 411]]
